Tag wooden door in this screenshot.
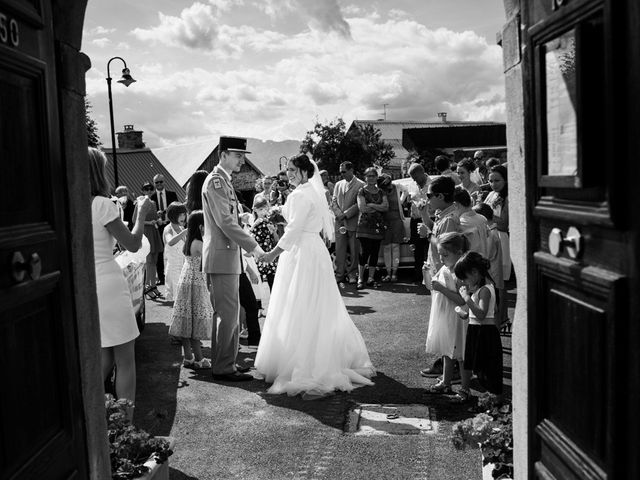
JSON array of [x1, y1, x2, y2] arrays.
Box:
[[523, 0, 637, 478], [0, 1, 89, 478]]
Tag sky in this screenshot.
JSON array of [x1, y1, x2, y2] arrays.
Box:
[[83, 0, 507, 149]]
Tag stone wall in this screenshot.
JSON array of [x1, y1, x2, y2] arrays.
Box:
[[500, 0, 529, 478]]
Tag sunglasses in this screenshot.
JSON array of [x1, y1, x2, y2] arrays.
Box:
[[154, 181, 164, 185], [142, 187, 154, 191]]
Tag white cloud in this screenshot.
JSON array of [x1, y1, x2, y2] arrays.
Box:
[[86, 13, 505, 147], [86, 26, 116, 36], [388, 9, 409, 20], [91, 37, 112, 48], [254, 0, 351, 37], [132, 3, 221, 51]]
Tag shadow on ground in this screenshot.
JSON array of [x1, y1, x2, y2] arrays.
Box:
[[169, 468, 200, 479], [134, 322, 182, 436]]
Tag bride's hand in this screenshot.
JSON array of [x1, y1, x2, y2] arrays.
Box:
[[263, 250, 276, 264]]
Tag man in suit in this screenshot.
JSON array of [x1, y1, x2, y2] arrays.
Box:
[[332, 161, 365, 284], [202, 136, 265, 381], [151, 174, 178, 284]]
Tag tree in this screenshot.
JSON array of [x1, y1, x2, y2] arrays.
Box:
[[300, 118, 347, 175], [85, 96, 102, 148], [300, 118, 395, 175]]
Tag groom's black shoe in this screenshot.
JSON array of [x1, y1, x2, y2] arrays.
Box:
[[235, 365, 251, 373], [212, 372, 253, 382]]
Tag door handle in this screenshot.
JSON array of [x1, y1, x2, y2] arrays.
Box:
[[10, 251, 42, 282], [548, 226, 582, 259]]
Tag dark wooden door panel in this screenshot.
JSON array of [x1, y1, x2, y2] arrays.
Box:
[[0, 0, 89, 478], [0, 53, 48, 228], [533, 252, 625, 479]]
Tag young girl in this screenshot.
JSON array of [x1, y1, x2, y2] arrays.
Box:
[[473, 202, 507, 331], [454, 251, 503, 400], [424, 232, 468, 394], [250, 196, 279, 289], [163, 202, 187, 301], [168, 211, 213, 368]]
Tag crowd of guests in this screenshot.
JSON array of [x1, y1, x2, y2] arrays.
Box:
[[90, 142, 511, 418]]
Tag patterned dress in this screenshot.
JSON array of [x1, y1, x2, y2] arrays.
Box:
[[250, 217, 278, 279], [168, 255, 213, 339]]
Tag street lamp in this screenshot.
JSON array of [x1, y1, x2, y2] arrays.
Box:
[[106, 56, 136, 187]]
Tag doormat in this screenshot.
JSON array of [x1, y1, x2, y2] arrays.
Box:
[[345, 403, 438, 435]]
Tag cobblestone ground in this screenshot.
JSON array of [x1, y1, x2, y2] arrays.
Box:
[[134, 271, 513, 480]]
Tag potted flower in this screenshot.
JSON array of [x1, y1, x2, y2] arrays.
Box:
[[105, 394, 174, 480], [451, 393, 513, 479]]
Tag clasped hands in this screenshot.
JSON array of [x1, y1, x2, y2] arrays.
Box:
[[251, 246, 276, 264]]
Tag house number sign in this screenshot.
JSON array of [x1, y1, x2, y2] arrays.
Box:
[[0, 12, 19, 47]]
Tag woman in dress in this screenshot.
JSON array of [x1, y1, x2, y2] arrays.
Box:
[[135, 182, 164, 299], [89, 147, 155, 419], [484, 165, 510, 327], [356, 167, 389, 290], [484, 165, 509, 281], [378, 173, 404, 283], [255, 154, 376, 399]]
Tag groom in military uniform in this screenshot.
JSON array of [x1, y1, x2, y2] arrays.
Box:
[[202, 136, 265, 381]]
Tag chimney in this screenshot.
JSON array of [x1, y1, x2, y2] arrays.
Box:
[[437, 112, 448, 123], [116, 124, 145, 149]]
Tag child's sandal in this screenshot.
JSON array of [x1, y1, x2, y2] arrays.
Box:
[[183, 356, 195, 368], [428, 381, 452, 394], [194, 358, 211, 369]]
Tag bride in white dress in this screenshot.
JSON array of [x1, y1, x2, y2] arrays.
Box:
[[255, 154, 375, 398]]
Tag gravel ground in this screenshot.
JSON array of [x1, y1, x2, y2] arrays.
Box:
[[133, 271, 513, 480]]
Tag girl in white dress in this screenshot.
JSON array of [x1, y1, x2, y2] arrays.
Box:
[[89, 147, 155, 419], [163, 202, 187, 301], [255, 154, 375, 399], [425, 232, 468, 394]]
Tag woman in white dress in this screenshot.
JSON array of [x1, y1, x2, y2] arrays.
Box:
[[255, 154, 376, 399], [89, 147, 155, 418]]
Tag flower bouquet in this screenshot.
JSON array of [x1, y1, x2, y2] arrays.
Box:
[[451, 393, 513, 479], [106, 394, 173, 479]]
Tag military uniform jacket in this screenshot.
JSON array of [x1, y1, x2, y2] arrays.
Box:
[[202, 166, 258, 274]]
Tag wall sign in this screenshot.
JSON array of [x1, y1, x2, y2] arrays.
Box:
[[0, 12, 19, 47]]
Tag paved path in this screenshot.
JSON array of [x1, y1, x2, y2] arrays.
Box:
[[133, 273, 513, 480]]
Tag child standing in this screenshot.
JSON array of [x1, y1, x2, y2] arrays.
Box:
[[249, 196, 279, 289], [169, 210, 213, 368], [424, 232, 468, 394], [454, 251, 503, 399], [473, 203, 507, 329], [163, 202, 187, 301]]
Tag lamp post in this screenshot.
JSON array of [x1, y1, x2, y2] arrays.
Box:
[[106, 57, 136, 187]]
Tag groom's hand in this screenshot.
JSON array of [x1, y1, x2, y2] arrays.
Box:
[[251, 245, 266, 262]]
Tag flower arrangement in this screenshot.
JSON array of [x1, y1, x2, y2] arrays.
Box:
[[451, 393, 513, 479], [106, 394, 173, 479]]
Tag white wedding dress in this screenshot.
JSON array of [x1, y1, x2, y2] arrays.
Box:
[[255, 181, 376, 397]]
